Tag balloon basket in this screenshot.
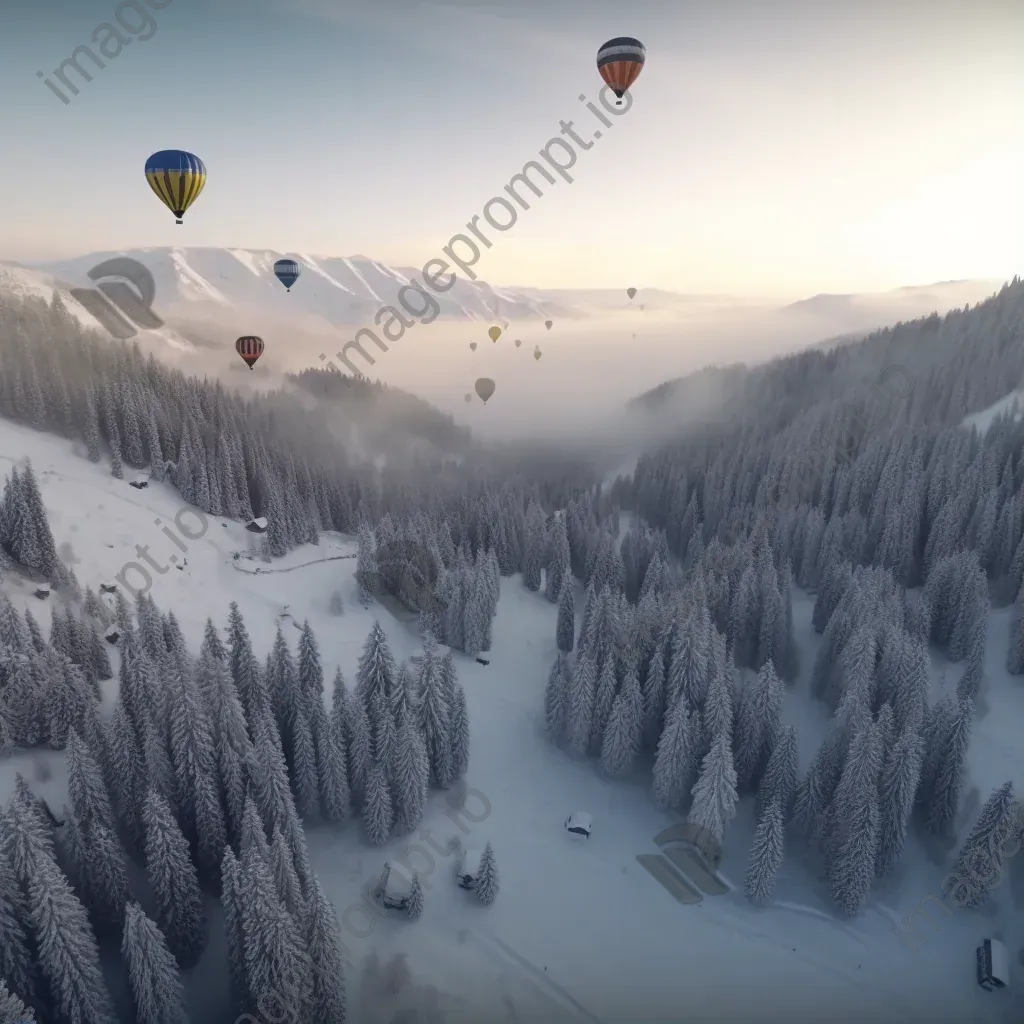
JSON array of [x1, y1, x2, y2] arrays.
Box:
[[175, 219, 183, 224]]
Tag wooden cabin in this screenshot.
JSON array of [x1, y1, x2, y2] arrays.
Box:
[[246, 517, 269, 534]]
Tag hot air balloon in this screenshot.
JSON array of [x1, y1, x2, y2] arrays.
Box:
[[544, 320, 553, 330], [274, 258, 301, 292], [464, 393, 472, 403], [488, 326, 502, 342], [514, 339, 522, 348], [627, 287, 637, 299], [534, 349, 542, 361], [145, 150, 206, 224], [475, 378, 495, 403], [236, 336, 264, 369], [597, 38, 645, 105], [470, 342, 477, 351]]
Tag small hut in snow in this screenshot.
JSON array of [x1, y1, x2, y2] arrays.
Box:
[[33, 583, 51, 600], [457, 848, 484, 889], [99, 583, 118, 595], [565, 811, 592, 838], [374, 862, 413, 911], [104, 628, 120, 645], [128, 476, 149, 490], [246, 517, 268, 534]]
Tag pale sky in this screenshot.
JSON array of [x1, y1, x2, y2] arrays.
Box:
[[1, 0, 1020, 298]]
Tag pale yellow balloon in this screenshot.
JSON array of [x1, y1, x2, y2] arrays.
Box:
[[470, 342, 477, 351], [488, 326, 501, 342], [514, 339, 522, 348], [534, 349, 542, 360]]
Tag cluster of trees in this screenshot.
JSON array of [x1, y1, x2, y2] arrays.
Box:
[[0, 462, 74, 590], [0, 589, 113, 753], [0, 593, 353, 1023], [349, 624, 470, 844]]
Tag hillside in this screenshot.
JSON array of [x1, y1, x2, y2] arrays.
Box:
[[0, 416, 1019, 1024], [0, 277, 1023, 1023]]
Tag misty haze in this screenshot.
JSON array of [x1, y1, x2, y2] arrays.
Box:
[[0, 2, 1021, 1023]]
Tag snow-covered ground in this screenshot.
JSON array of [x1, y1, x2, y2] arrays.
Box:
[[0, 418, 1021, 1023]]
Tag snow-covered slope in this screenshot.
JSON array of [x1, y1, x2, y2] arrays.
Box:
[[0, 418, 1020, 1022], [0, 262, 195, 353], [963, 390, 1024, 435]]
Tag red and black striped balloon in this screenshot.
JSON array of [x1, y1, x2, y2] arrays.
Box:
[[235, 335, 264, 369]]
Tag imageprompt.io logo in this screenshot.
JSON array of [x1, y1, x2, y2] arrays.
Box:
[[69, 256, 163, 340], [636, 822, 730, 904]]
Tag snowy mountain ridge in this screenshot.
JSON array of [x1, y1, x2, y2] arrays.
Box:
[[17, 248, 575, 330]]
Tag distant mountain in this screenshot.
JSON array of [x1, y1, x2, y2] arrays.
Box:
[[21, 248, 580, 330]]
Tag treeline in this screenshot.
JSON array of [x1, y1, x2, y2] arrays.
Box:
[[0, 289, 599, 567]]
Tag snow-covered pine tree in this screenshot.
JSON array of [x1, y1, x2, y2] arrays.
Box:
[[121, 901, 190, 1024], [827, 722, 883, 916], [756, 723, 798, 820], [220, 848, 249, 1015], [474, 843, 499, 905], [141, 790, 206, 968], [543, 655, 567, 742], [302, 878, 348, 1022], [652, 693, 699, 810], [874, 729, 923, 878], [362, 760, 394, 845], [448, 684, 470, 782], [238, 844, 313, 1024], [688, 730, 739, 846], [564, 653, 596, 756], [402, 872, 426, 922], [417, 633, 452, 786], [0, 978, 35, 1024], [556, 582, 575, 653], [599, 659, 642, 777], [26, 849, 117, 1024], [744, 797, 785, 906], [943, 781, 1017, 909]]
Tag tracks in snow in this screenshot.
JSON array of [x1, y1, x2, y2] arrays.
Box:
[[231, 553, 356, 575], [471, 929, 606, 1024]]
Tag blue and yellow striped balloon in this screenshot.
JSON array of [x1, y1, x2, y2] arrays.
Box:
[[144, 150, 206, 224]]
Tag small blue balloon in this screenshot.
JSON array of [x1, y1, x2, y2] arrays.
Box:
[[273, 258, 301, 291]]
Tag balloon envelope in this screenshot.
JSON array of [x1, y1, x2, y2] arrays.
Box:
[[273, 258, 301, 291], [470, 342, 477, 350], [544, 320, 553, 330], [235, 335, 264, 369], [514, 339, 522, 347], [488, 326, 501, 342], [534, 349, 542, 360], [475, 378, 495, 403], [627, 287, 637, 299], [145, 150, 206, 223], [597, 38, 645, 99], [464, 394, 472, 403]]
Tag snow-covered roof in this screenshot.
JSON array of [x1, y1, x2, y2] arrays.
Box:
[[34, 583, 51, 595], [459, 848, 484, 878], [382, 863, 413, 898], [567, 811, 592, 831], [249, 516, 268, 529]]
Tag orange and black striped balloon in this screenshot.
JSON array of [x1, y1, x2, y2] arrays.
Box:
[[596, 37, 645, 99], [235, 335, 264, 369]]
